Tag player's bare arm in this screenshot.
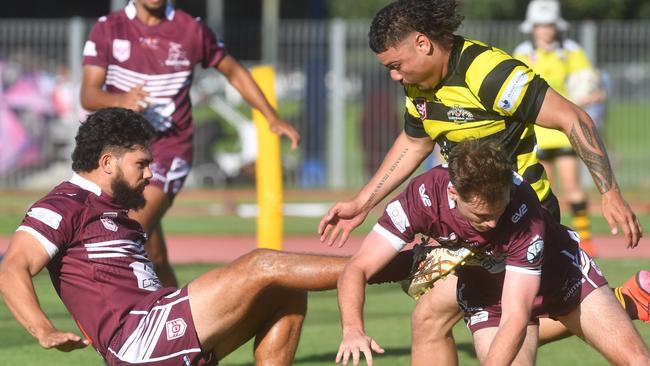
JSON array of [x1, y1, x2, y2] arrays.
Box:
[[483, 270, 539, 366], [215, 54, 301, 149], [80, 65, 149, 113], [337, 231, 394, 366], [319, 132, 433, 247], [0, 231, 88, 352], [536, 88, 642, 247]]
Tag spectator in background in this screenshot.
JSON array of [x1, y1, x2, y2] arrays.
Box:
[[513, 0, 608, 257], [80, 0, 300, 287]]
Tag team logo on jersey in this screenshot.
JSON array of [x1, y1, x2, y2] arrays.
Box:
[[386, 200, 410, 233], [511, 203, 528, 223], [100, 212, 118, 232], [165, 318, 187, 340], [526, 235, 544, 263], [418, 184, 431, 207], [165, 42, 190, 67], [112, 39, 131, 62], [27, 207, 62, 230], [413, 97, 428, 120], [139, 36, 160, 50], [447, 105, 474, 123]]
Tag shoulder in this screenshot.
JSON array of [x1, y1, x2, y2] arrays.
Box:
[[173, 9, 209, 29], [35, 183, 90, 214], [563, 39, 584, 52], [23, 183, 88, 231], [513, 41, 534, 56]]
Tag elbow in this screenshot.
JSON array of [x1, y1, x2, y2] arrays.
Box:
[[79, 92, 93, 111]]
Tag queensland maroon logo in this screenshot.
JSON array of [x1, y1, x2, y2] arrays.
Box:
[[414, 97, 428, 120]]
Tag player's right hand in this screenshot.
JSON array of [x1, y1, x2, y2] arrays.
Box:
[[38, 329, 89, 352], [118, 83, 149, 113], [318, 200, 369, 247], [336, 328, 384, 366]]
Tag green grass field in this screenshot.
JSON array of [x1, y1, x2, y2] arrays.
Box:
[[1, 260, 648, 365]]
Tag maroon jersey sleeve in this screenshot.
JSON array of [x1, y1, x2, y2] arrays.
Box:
[[83, 17, 111, 68], [501, 183, 546, 275], [375, 171, 441, 251], [17, 194, 79, 258], [197, 20, 226, 69]]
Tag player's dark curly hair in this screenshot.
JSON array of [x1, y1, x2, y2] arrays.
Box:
[[448, 139, 514, 204], [369, 0, 463, 53], [72, 108, 155, 172]]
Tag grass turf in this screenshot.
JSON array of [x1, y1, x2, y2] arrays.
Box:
[[1, 260, 648, 365]]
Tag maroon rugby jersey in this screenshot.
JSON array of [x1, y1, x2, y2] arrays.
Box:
[[17, 174, 162, 356], [82, 1, 226, 144], [374, 165, 581, 294]]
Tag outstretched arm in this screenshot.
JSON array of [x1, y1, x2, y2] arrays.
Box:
[[536, 88, 642, 247], [319, 132, 434, 246], [337, 230, 397, 366], [483, 270, 539, 365], [0, 231, 88, 352], [215, 55, 300, 149]]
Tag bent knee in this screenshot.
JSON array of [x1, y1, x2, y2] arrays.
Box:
[[237, 248, 282, 281], [412, 303, 462, 338]]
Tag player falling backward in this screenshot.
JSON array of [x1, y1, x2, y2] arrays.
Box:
[[336, 139, 649, 366]]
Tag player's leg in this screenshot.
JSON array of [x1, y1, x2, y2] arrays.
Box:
[[538, 317, 572, 346], [614, 269, 650, 323], [472, 325, 539, 365], [411, 275, 463, 366], [129, 184, 177, 287], [556, 286, 650, 364], [188, 249, 346, 364], [555, 155, 595, 257]]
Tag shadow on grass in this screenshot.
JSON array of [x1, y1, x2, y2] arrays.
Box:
[[226, 343, 476, 365]]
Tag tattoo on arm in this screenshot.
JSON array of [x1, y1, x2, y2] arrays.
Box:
[[362, 147, 410, 211], [568, 116, 614, 194]]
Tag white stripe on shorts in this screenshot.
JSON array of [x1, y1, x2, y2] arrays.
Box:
[[108, 295, 201, 363]]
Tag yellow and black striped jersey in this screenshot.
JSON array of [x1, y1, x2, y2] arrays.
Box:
[[404, 36, 551, 202]]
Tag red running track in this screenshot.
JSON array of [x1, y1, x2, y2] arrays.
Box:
[[2, 235, 648, 263]]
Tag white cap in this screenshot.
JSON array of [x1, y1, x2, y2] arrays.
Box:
[[519, 0, 568, 33]]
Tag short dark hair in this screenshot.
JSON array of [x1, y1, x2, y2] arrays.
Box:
[[448, 139, 513, 203], [369, 0, 463, 53], [72, 108, 155, 173]]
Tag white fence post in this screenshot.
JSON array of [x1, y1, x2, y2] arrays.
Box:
[[68, 16, 84, 119], [328, 18, 346, 188]]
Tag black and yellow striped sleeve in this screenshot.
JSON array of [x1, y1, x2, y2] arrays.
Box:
[[467, 48, 549, 123]]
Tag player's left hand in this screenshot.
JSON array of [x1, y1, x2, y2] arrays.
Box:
[[38, 329, 89, 352], [268, 118, 300, 150], [336, 328, 385, 366], [601, 189, 643, 248]]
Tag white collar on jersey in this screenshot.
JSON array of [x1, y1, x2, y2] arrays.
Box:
[[125, 1, 175, 21], [70, 173, 102, 197], [447, 182, 456, 209]]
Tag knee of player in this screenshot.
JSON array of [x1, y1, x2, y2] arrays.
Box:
[[412, 304, 455, 337], [239, 248, 283, 281]]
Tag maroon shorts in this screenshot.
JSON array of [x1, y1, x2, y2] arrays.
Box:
[[458, 249, 608, 334], [148, 137, 193, 197], [105, 287, 216, 366]]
